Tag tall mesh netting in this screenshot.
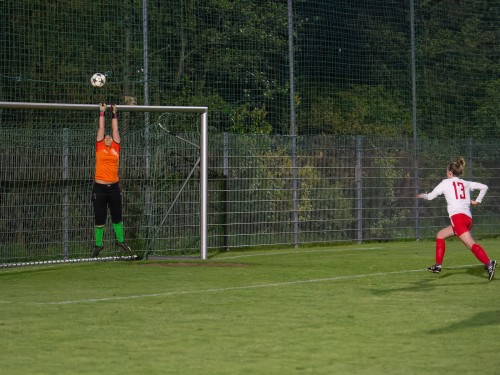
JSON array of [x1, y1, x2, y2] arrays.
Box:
[[0, 1, 498, 262], [2, 1, 497, 137]]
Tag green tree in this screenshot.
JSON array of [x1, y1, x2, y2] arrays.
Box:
[[417, 0, 499, 139], [302, 85, 412, 136]]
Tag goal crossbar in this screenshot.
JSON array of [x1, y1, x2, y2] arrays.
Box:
[[0, 101, 209, 260], [0, 101, 207, 114]]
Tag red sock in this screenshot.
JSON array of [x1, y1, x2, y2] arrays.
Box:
[[435, 238, 445, 265], [471, 244, 490, 265]]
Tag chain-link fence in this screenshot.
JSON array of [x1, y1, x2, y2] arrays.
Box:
[[2, 120, 499, 262], [0, 1, 498, 262]]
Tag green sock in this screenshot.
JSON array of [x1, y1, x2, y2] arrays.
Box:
[[113, 222, 125, 242], [95, 226, 104, 246]]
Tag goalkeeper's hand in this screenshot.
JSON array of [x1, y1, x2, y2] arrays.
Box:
[[111, 104, 117, 114], [99, 103, 107, 112]]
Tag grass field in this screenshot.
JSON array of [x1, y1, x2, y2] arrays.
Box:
[[1, 239, 499, 375]]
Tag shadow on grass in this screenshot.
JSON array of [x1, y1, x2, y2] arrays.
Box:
[[370, 278, 437, 295], [427, 310, 500, 334], [369, 265, 488, 295], [464, 265, 489, 278], [434, 264, 487, 280]]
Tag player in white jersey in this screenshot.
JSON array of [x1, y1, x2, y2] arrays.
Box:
[[417, 157, 496, 280]]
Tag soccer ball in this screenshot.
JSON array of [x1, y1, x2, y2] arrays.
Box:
[[90, 73, 106, 87]]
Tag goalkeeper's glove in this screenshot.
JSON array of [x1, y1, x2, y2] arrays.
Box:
[[99, 103, 107, 117], [111, 104, 118, 118]]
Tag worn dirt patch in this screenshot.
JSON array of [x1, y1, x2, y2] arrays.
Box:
[[141, 262, 249, 268]]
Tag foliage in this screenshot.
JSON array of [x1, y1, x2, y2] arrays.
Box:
[[1, 0, 497, 138], [302, 85, 412, 136], [416, 0, 499, 139], [363, 153, 411, 239]]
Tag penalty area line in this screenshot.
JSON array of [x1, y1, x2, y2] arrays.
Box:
[[31, 267, 430, 305]]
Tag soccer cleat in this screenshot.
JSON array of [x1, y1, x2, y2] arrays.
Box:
[[487, 260, 496, 281], [115, 240, 132, 255], [427, 264, 442, 273], [92, 245, 103, 258]]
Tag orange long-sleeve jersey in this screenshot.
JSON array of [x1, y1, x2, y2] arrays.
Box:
[[95, 140, 121, 182]]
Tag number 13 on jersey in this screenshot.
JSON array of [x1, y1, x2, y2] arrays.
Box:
[[453, 181, 466, 199]]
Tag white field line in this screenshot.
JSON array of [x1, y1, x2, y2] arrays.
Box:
[[24, 265, 481, 306], [215, 246, 385, 259], [0, 247, 387, 305]]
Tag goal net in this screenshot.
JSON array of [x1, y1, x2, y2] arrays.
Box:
[[0, 102, 208, 266]]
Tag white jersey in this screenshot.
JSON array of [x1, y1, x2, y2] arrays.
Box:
[[421, 177, 488, 218]]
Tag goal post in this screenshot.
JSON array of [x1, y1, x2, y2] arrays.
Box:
[[0, 101, 209, 262]]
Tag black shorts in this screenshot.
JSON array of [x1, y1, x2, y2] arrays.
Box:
[[92, 182, 122, 226]]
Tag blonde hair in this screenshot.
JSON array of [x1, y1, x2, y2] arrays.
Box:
[[448, 157, 465, 176]]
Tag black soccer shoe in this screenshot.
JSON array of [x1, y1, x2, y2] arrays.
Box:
[[427, 264, 442, 273], [487, 260, 497, 281], [115, 240, 132, 255], [92, 245, 104, 258]]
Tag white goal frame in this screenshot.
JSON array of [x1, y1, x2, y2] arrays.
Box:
[[0, 101, 209, 260]]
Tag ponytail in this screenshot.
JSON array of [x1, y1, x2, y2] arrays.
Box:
[[448, 157, 465, 176]]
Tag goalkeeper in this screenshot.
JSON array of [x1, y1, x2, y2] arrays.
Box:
[[92, 103, 132, 257]]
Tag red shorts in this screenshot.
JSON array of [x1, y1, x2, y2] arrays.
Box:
[[450, 213, 473, 236]]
